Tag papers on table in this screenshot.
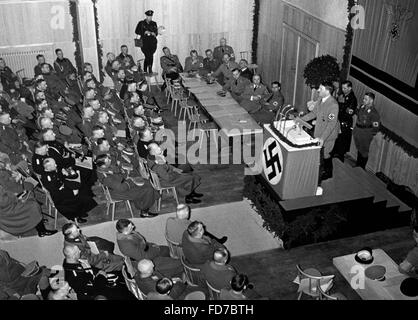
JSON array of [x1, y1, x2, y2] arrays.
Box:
[[115, 130, 127, 138], [87, 241, 100, 255]]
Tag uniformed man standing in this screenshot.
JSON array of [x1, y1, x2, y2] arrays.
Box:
[[332, 80, 358, 162], [353, 92, 380, 169], [135, 10, 159, 74], [301, 82, 340, 182]]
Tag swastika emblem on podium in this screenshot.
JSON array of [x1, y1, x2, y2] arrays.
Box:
[[262, 137, 283, 185]]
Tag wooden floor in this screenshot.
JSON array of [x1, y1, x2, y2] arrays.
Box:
[[280, 158, 411, 214], [232, 226, 415, 300]]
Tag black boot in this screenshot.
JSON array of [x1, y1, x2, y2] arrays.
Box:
[[356, 152, 368, 169], [205, 231, 228, 244], [35, 221, 58, 238], [185, 195, 201, 204], [140, 208, 158, 218], [321, 158, 333, 181], [190, 191, 203, 198]]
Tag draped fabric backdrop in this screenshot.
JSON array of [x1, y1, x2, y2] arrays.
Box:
[[97, 0, 254, 80]]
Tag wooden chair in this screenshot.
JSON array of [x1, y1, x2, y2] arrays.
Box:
[[184, 291, 206, 300], [121, 265, 146, 300], [35, 174, 59, 229], [168, 83, 184, 116], [206, 280, 221, 300], [165, 233, 183, 259], [100, 184, 134, 221], [180, 256, 201, 287], [146, 167, 179, 212], [145, 72, 161, 92], [124, 255, 137, 278], [317, 283, 347, 300], [178, 97, 195, 122], [295, 264, 334, 300]]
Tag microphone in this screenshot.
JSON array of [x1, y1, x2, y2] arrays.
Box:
[[276, 104, 292, 131], [281, 105, 294, 133]]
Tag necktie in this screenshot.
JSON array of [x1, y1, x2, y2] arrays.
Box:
[[235, 79, 238, 86], [254, 85, 257, 92]]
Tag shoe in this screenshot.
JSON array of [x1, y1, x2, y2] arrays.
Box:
[[190, 192, 203, 198], [185, 197, 201, 204], [38, 229, 58, 237], [76, 217, 88, 224], [218, 236, 228, 244], [140, 210, 158, 218]]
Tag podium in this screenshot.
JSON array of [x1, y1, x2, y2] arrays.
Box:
[[260, 121, 321, 200]]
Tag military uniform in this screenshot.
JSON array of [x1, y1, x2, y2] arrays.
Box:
[[212, 61, 240, 85], [41, 170, 97, 220], [0, 124, 31, 165], [353, 104, 380, 168], [53, 58, 77, 81], [223, 76, 251, 102], [32, 144, 75, 175], [240, 83, 270, 114], [184, 56, 204, 73], [117, 53, 136, 70], [202, 57, 221, 76], [213, 45, 235, 62], [332, 91, 358, 161], [135, 19, 158, 74], [160, 54, 183, 80]]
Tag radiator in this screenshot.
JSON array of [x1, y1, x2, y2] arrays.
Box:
[[0, 44, 54, 79]]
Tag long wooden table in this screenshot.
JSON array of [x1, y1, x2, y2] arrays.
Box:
[[333, 248, 418, 300], [180, 73, 262, 137]]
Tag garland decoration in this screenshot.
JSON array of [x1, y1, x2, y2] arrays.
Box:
[[92, 0, 105, 82], [251, 0, 261, 64], [69, 0, 83, 74], [379, 125, 418, 158], [341, 0, 356, 81]]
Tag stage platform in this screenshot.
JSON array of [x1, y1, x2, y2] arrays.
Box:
[[279, 159, 411, 215]]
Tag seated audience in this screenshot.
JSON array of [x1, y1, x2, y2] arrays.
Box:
[[62, 244, 134, 300], [117, 45, 136, 70], [166, 204, 227, 245], [202, 49, 221, 77], [95, 154, 159, 217], [222, 68, 251, 103], [220, 273, 250, 300], [116, 219, 183, 277], [239, 59, 253, 81], [147, 277, 175, 300], [134, 259, 188, 299], [0, 249, 51, 300], [182, 221, 226, 267], [212, 53, 239, 85], [0, 58, 18, 92], [47, 280, 77, 300], [41, 158, 97, 223], [201, 248, 237, 291], [147, 143, 202, 204], [184, 50, 204, 74], [240, 74, 270, 115], [105, 52, 116, 78], [53, 49, 77, 81], [251, 80, 285, 124], [213, 38, 235, 62], [160, 47, 183, 89], [399, 225, 418, 278], [62, 222, 124, 272]]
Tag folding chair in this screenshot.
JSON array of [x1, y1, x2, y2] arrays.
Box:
[[145, 166, 179, 212], [295, 264, 334, 300], [100, 184, 134, 221], [34, 174, 59, 229], [180, 256, 201, 287], [121, 265, 146, 300], [165, 233, 183, 259], [206, 280, 221, 300]]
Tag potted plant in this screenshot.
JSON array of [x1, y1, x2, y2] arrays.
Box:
[[303, 54, 341, 89]]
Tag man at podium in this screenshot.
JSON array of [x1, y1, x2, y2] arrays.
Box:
[[300, 82, 339, 183]]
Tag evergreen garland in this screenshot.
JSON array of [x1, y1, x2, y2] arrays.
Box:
[[69, 0, 83, 74], [251, 0, 260, 64], [92, 0, 105, 82], [379, 125, 418, 158], [341, 0, 356, 81]]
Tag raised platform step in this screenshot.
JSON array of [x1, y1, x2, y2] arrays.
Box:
[[279, 159, 374, 212], [343, 162, 411, 214]]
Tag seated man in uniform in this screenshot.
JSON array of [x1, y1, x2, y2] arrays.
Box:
[[201, 49, 221, 77], [201, 248, 237, 291], [166, 204, 227, 245], [117, 45, 136, 70], [41, 158, 97, 223], [184, 50, 204, 74], [399, 226, 418, 278], [160, 47, 183, 86], [211, 53, 240, 86], [147, 143, 202, 204], [147, 278, 175, 300], [62, 222, 124, 273], [116, 219, 183, 278], [252, 81, 285, 124], [95, 154, 159, 218], [134, 259, 188, 299], [62, 244, 134, 300], [213, 38, 235, 62], [54, 49, 77, 82], [240, 74, 270, 115], [181, 221, 226, 267], [221, 68, 251, 103], [239, 59, 253, 81]]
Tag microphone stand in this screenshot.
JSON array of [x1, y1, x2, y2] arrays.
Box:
[[276, 104, 292, 131], [281, 107, 294, 134]]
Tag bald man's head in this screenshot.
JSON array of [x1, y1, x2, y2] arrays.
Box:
[[213, 248, 229, 265], [176, 204, 190, 220], [137, 259, 154, 277]]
